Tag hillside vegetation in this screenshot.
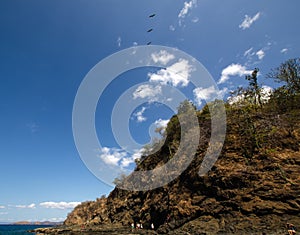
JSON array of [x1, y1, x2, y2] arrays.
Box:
[[51, 59, 300, 234]]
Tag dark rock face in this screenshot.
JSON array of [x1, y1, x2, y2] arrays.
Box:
[[61, 107, 300, 235]]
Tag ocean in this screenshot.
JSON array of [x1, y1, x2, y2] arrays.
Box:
[[0, 225, 53, 235]]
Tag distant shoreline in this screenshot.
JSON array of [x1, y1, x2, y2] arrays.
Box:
[[1, 221, 63, 226]]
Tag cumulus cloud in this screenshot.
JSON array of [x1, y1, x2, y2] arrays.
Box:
[[260, 85, 273, 103], [117, 36, 121, 47], [119, 149, 143, 168], [15, 203, 36, 209], [193, 86, 227, 106], [98, 147, 127, 167], [149, 59, 193, 87], [281, 48, 288, 54], [256, 49, 265, 60], [178, 0, 197, 18], [218, 64, 252, 84], [133, 84, 162, 101], [0, 206, 5, 209], [134, 106, 147, 123], [239, 12, 261, 30], [39, 202, 80, 210], [154, 119, 169, 129], [151, 50, 175, 65], [98, 146, 144, 169], [228, 85, 273, 105]]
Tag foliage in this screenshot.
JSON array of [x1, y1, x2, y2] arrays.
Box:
[[177, 99, 197, 115], [245, 68, 262, 107], [267, 58, 300, 94], [229, 68, 263, 109], [112, 173, 128, 186], [266, 58, 300, 112]]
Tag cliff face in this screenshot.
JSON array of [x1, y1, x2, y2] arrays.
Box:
[[65, 104, 300, 234]]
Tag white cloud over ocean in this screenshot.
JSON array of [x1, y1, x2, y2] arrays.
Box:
[[15, 203, 36, 209], [39, 202, 80, 210]]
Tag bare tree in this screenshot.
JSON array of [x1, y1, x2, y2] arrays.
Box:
[[267, 58, 300, 94]]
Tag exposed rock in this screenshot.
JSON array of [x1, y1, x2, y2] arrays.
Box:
[[38, 104, 300, 234]]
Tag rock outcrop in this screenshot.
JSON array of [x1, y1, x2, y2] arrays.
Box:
[[41, 101, 300, 235]]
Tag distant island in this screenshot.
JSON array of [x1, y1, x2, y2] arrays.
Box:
[[12, 221, 62, 226]]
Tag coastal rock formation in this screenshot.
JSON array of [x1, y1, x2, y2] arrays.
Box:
[[61, 103, 300, 234]]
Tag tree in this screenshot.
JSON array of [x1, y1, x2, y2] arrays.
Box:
[[177, 100, 197, 115], [267, 58, 300, 94], [245, 68, 262, 107], [228, 68, 263, 108]]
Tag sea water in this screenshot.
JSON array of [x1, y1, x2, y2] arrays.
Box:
[[0, 225, 52, 235]]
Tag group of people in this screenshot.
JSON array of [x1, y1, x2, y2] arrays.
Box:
[[130, 222, 155, 231], [287, 223, 296, 235]]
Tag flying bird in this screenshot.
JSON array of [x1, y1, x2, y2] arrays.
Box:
[[147, 42, 152, 45], [147, 28, 153, 33], [149, 14, 156, 18]]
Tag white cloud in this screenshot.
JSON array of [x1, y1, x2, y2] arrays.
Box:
[[44, 217, 65, 222], [191, 17, 199, 23], [149, 59, 193, 87], [39, 202, 80, 210], [134, 107, 147, 123], [0, 206, 5, 209], [178, 0, 197, 18], [15, 203, 36, 209], [169, 25, 176, 31], [151, 50, 175, 65], [239, 12, 261, 30], [218, 64, 252, 84], [154, 119, 169, 129], [228, 85, 273, 105], [0, 212, 8, 215], [133, 42, 138, 46], [27, 122, 39, 133], [28, 203, 36, 209], [281, 48, 288, 54], [97, 146, 144, 169], [244, 47, 254, 57], [98, 147, 127, 167], [120, 149, 143, 168], [152, 118, 169, 135], [260, 85, 273, 103], [256, 49, 265, 60], [193, 86, 227, 106], [227, 93, 245, 105], [133, 84, 162, 101], [117, 36, 121, 47]]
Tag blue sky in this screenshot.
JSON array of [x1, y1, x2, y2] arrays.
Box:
[[0, 0, 299, 223]]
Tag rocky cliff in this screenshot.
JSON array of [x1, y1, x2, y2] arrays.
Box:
[[62, 100, 300, 234]]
